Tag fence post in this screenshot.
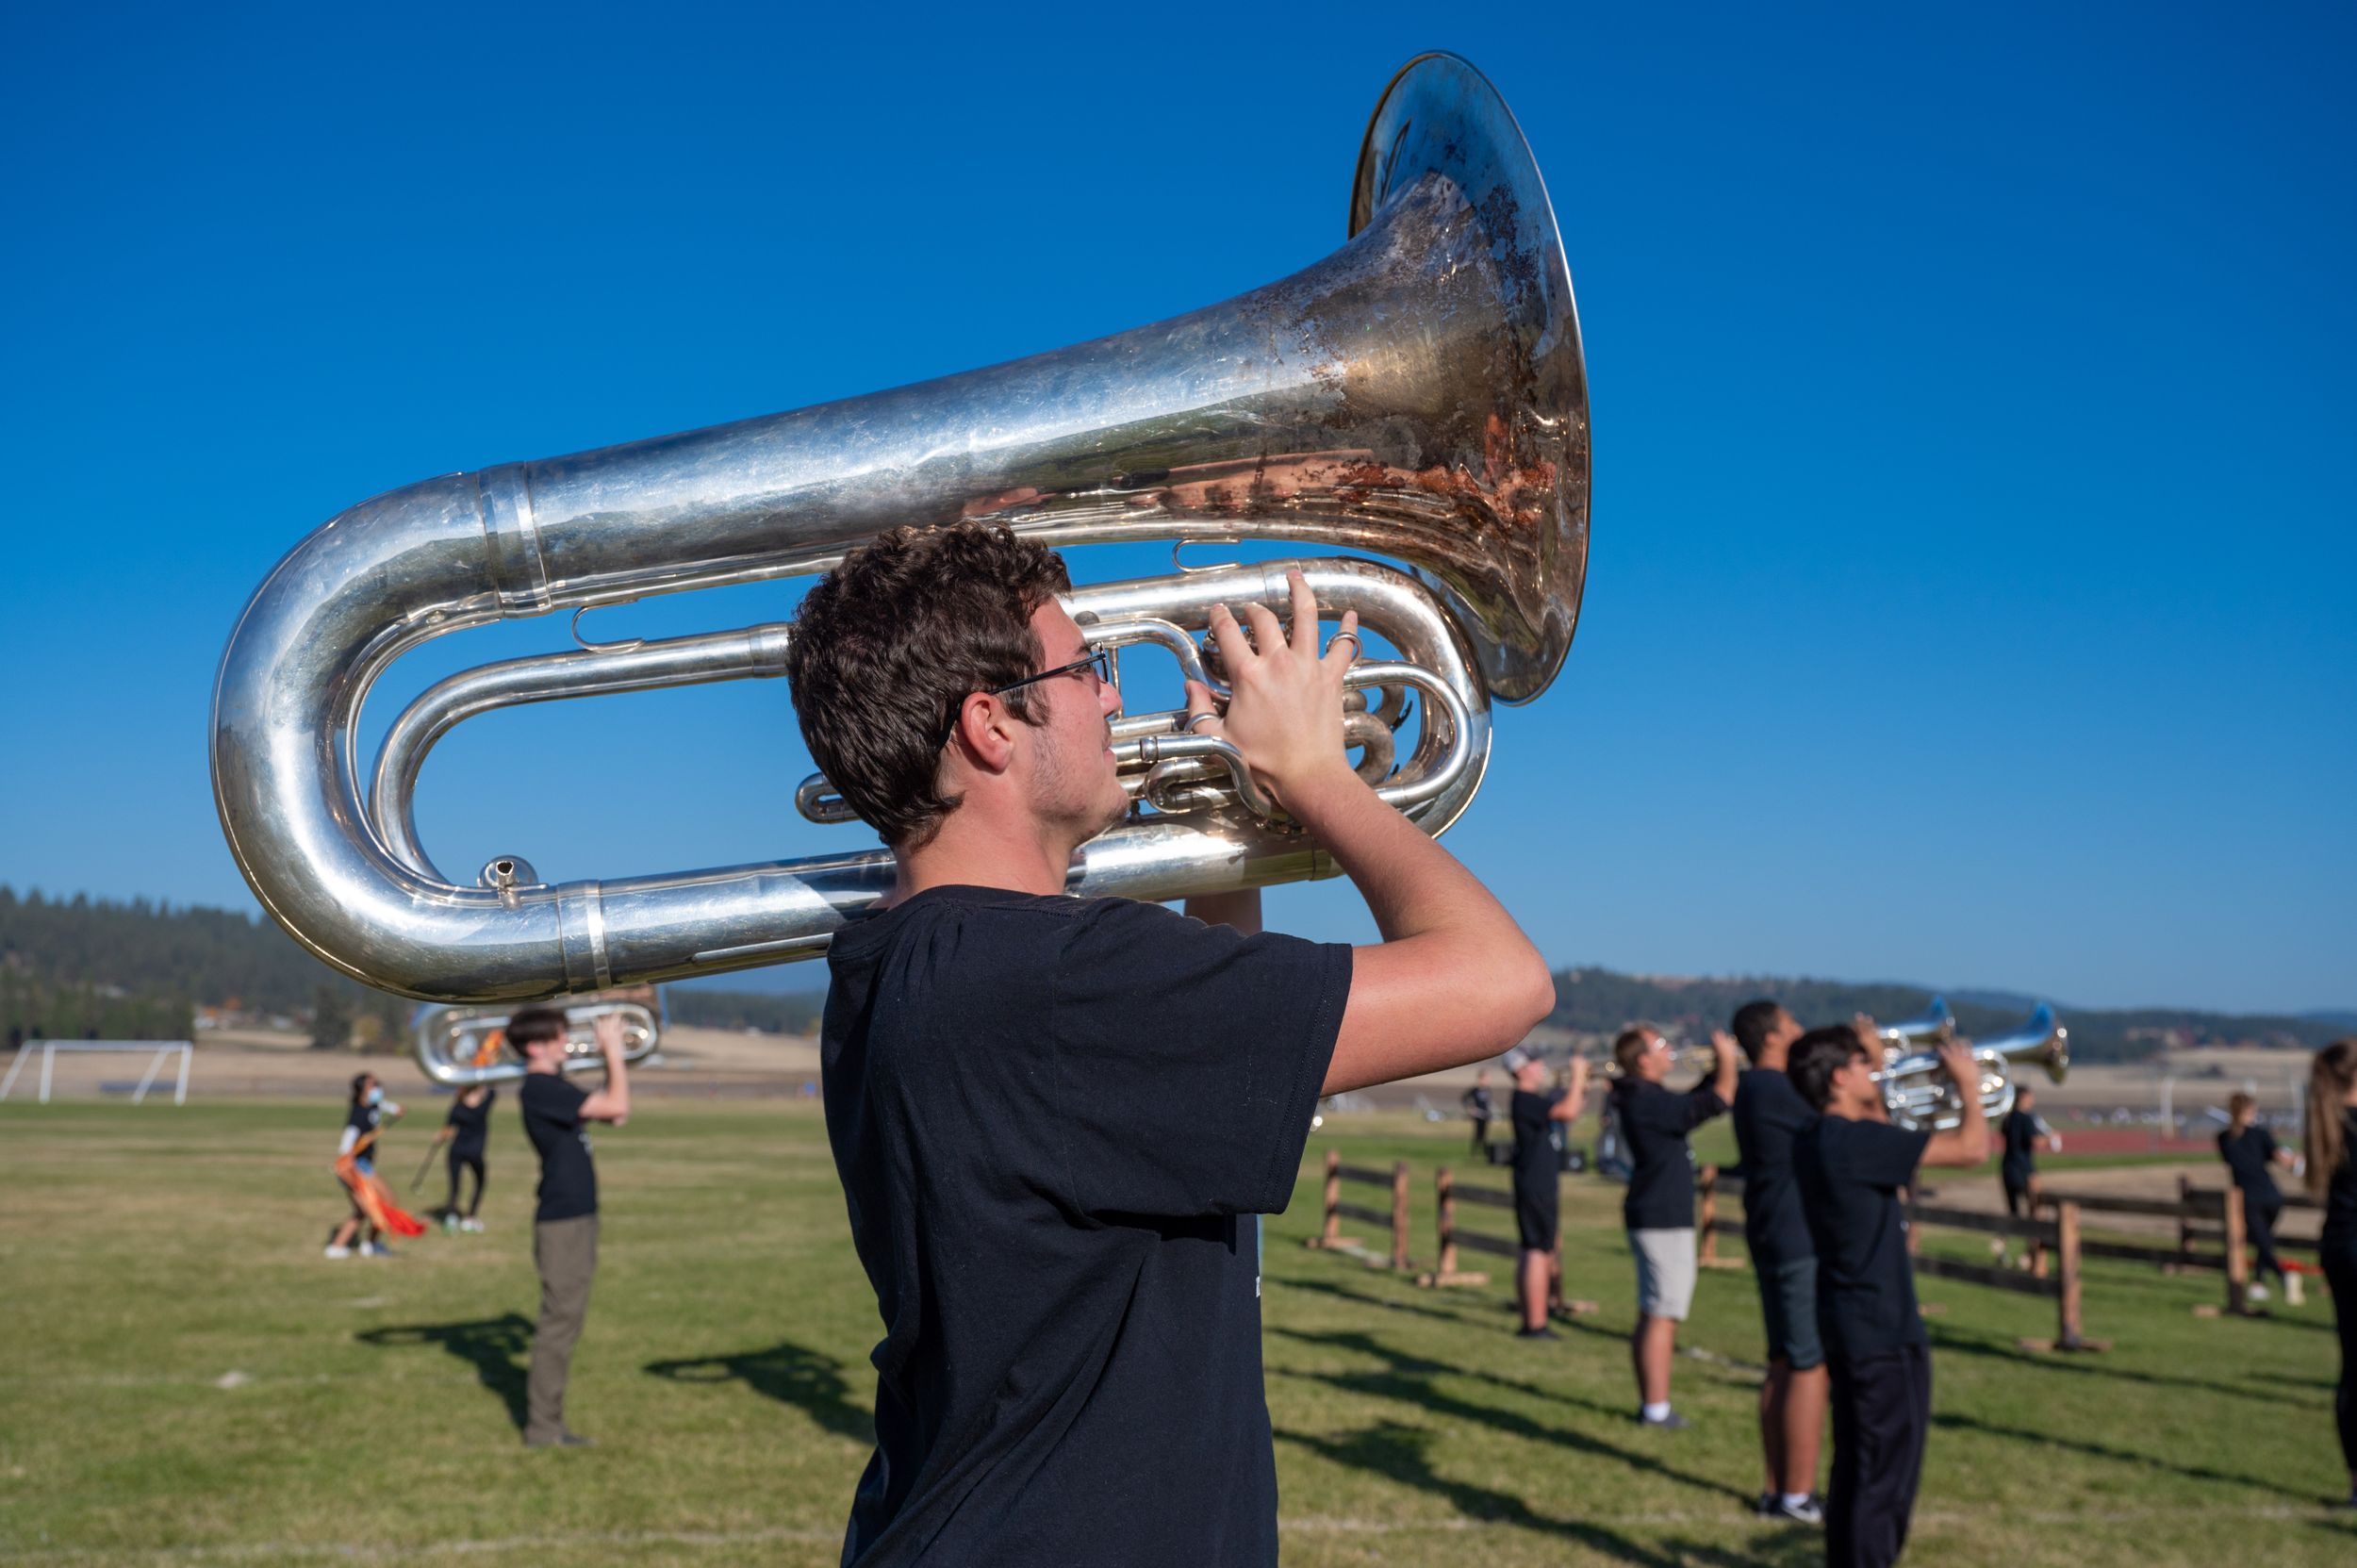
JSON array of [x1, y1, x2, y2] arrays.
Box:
[[1307, 1149, 1343, 1249], [1436, 1167, 1459, 1279], [2175, 1174, 2194, 1268], [2054, 1201, 2084, 1348], [2223, 1184, 2250, 1314], [1697, 1164, 1720, 1265], [1390, 1161, 1411, 1271]]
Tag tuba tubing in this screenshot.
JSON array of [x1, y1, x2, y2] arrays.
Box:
[[211, 52, 1584, 1004]]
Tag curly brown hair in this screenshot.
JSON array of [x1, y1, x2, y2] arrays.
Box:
[[783, 522, 1071, 850]]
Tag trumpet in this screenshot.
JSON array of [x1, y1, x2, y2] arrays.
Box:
[[412, 988, 663, 1086], [1876, 1001, 2069, 1132], [207, 52, 1589, 1004]]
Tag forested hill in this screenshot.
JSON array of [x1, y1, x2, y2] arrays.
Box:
[[1, 885, 2342, 1063], [1545, 968, 2345, 1065]]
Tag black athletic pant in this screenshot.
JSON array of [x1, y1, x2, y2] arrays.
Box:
[[2327, 1248, 2357, 1478], [1470, 1117, 1490, 1155], [445, 1149, 486, 1217], [1825, 1345, 1931, 1568], [2245, 1194, 2285, 1285], [2003, 1181, 2031, 1219]]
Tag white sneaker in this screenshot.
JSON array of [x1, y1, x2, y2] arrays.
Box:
[[461, 1218, 484, 1233], [2247, 1283, 2270, 1303], [323, 1245, 352, 1260]]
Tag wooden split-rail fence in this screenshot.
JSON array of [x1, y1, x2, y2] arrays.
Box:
[[1692, 1165, 2102, 1351], [2035, 1178, 2324, 1316]]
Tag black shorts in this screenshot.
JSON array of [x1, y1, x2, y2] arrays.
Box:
[[1514, 1191, 1559, 1252]]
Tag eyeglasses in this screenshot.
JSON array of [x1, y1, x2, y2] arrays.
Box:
[[988, 648, 1113, 697], [939, 648, 1114, 750]]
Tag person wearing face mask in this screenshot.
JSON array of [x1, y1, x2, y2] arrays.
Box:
[[324, 1072, 404, 1259]]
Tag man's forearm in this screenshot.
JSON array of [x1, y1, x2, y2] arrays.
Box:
[[1284, 767, 1523, 948]]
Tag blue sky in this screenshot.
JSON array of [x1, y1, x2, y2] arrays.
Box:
[[3, 3, 2349, 1013]]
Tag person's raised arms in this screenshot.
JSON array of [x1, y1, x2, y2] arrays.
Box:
[[577, 1014, 632, 1127], [1920, 1040, 1990, 1168], [1194, 571, 1555, 1095]]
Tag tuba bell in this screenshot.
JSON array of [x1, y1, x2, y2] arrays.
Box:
[[209, 53, 1588, 1004], [1878, 1001, 2069, 1132], [412, 986, 664, 1087]]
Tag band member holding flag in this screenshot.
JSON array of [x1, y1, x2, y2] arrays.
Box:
[[324, 1071, 425, 1258], [783, 525, 1556, 1566]]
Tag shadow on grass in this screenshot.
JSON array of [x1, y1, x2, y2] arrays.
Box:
[[1277, 1420, 1813, 1567], [1932, 1411, 2323, 1502], [643, 1341, 873, 1445], [1273, 1275, 1498, 1329], [1272, 1327, 1753, 1507], [1925, 1323, 2315, 1406], [355, 1312, 533, 1431]]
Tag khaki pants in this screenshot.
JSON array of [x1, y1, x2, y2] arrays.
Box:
[[526, 1213, 598, 1441]]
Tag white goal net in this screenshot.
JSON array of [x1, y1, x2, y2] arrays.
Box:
[[0, 1041, 191, 1105]]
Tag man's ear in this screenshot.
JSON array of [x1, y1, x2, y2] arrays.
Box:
[[948, 692, 1019, 773]]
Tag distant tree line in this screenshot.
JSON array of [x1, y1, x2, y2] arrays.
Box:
[[1543, 967, 2344, 1065], [1, 885, 406, 1051], [2, 885, 2340, 1064]]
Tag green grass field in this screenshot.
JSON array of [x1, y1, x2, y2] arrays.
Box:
[[2, 1099, 2350, 1566]]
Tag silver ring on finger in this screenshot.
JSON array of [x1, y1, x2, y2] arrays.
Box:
[[1186, 711, 1221, 733], [1327, 631, 1361, 661]]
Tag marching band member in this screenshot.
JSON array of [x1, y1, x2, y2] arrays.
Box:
[[2217, 1091, 2299, 1302], [2301, 1039, 2357, 1507], [431, 1081, 495, 1233], [1730, 999, 1824, 1522], [1463, 1065, 1497, 1157], [1607, 1022, 1739, 1429], [1791, 1018, 1987, 1568], [1508, 1048, 1591, 1337], [323, 1072, 402, 1259], [782, 524, 1555, 1566], [514, 1007, 632, 1449]]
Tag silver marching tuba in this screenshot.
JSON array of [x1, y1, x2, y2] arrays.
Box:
[[209, 53, 1588, 1004], [1877, 1000, 2069, 1132], [412, 988, 664, 1087]]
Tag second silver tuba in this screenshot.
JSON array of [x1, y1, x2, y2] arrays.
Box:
[[1878, 1001, 2069, 1132], [412, 986, 664, 1087], [210, 53, 1589, 1004]]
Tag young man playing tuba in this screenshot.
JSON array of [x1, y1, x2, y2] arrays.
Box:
[[783, 522, 1556, 1566]]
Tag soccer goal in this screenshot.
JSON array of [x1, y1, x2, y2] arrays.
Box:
[[0, 1041, 192, 1105]]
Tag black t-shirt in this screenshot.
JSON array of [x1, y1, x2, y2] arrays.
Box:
[[519, 1075, 598, 1222], [1509, 1087, 1564, 1202], [1795, 1115, 1931, 1360], [1611, 1077, 1727, 1231], [820, 885, 1347, 1568], [2322, 1109, 2357, 1257], [341, 1102, 382, 1164], [1999, 1109, 2040, 1182], [444, 1088, 495, 1156], [1462, 1084, 1493, 1118], [1732, 1068, 1814, 1268], [2217, 1126, 2280, 1204]]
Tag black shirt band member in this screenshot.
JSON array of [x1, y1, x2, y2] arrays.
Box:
[[515, 1008, 630, 1449], [1730, 999, 1825, 1522], [1997, 1089, 2055, 1218], [1607, 1023, 1737, 1429], [432, 1083, 495, 1231], [1791, 1017, 1990, 1568], [1508, 1051, 1591, 1337], [2299, 1040, 2357, 1509], [782, 524, 1557, 1567], [2217, 1091, 2299, 1296], [1463, 1067, 1497, 1157]]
